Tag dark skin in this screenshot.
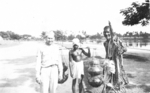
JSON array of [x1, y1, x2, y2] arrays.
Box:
[[103, 30, 111, 59], [103, 27, 128, 90], [69, 44, 91, 93]]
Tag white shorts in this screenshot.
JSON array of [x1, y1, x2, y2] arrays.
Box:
[[71, 60, 84, 79]]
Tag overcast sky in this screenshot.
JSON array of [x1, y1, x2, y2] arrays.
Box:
[[0, 0, 149, 37]]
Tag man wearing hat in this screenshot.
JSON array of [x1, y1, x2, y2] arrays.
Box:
[[36, 31, 63, 93], [69, 38, 91, 93]]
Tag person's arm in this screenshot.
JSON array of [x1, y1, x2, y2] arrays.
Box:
[[36, 49, 42, 84], [69, 50, 73, 77], [80, 47, 91, 57], [119, 40, 127, 54], [36, 50, 42, 76], [57, 48, 63, 80], [121, 40, 127, 52], [103, 42, 108, 58]]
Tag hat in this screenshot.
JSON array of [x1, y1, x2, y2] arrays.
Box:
[[72, 38, 80, 46]]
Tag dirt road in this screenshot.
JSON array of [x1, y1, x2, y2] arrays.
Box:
[[0, 41, 73, 93], [0, 41, 150, 93]]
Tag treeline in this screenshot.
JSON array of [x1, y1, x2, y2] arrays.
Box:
[[0, 31, 40, 40], [123, 31, 150, 39], [41, 30, 102, 41], [0, 30, 103, 41], [1, 30, 148, 41]]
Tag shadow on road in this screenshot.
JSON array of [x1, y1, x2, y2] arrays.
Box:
[[124, 54, 149, 62], [127, 73, 136, 78], [126, 84, 150, 93]]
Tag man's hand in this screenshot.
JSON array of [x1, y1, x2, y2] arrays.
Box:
[[86, 46, 90, 50], [118, 47, 126, 55], [36, 74, 41, 84]]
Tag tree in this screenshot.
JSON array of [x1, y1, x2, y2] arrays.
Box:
[[67, 34, 75, 41], [120, 0, 150, 26], [96, 33, 102, 39], [41, 31, 46, 39], [0, 31, 9, 39], [11, 34, 22, 40], [54, 30, 65, 41], [89, 33, 102, 40], [6, 31, 22, 40], [0, 31, 22, 40]]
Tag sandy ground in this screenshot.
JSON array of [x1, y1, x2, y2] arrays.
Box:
[[0, 41, 150, 93], [0, 41, 39, 93], [0, 41, 82, 93]]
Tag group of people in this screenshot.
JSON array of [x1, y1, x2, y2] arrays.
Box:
[[35, 25, 128, 93]]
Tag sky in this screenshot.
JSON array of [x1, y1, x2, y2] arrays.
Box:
[[0, 0, 149, 37]]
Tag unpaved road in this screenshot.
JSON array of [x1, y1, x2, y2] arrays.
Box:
[[0, 41, 74, 93], [0, 41, 150, 93], [0, 41, 40, 93]]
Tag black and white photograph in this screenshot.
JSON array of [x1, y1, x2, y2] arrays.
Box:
[[0, 0, 150, 93]]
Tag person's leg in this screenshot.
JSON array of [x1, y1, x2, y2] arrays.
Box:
[[79, 75, 84, 93], [41, 68, 50, 93], [49, 66, 58, 93], [82, 78, 88, 92], [72, 79, 76, 93], [121, 66, 129, 85]]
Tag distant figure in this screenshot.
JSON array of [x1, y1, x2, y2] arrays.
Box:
[[36, 31, 63, 93], [69, 38, 91, 93], [103, 26, 128, 92]]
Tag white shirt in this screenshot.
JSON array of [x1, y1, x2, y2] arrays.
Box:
[[36, 43, 63, 75]]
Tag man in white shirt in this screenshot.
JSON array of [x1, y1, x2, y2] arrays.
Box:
[[36, 31, 63, 93]]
